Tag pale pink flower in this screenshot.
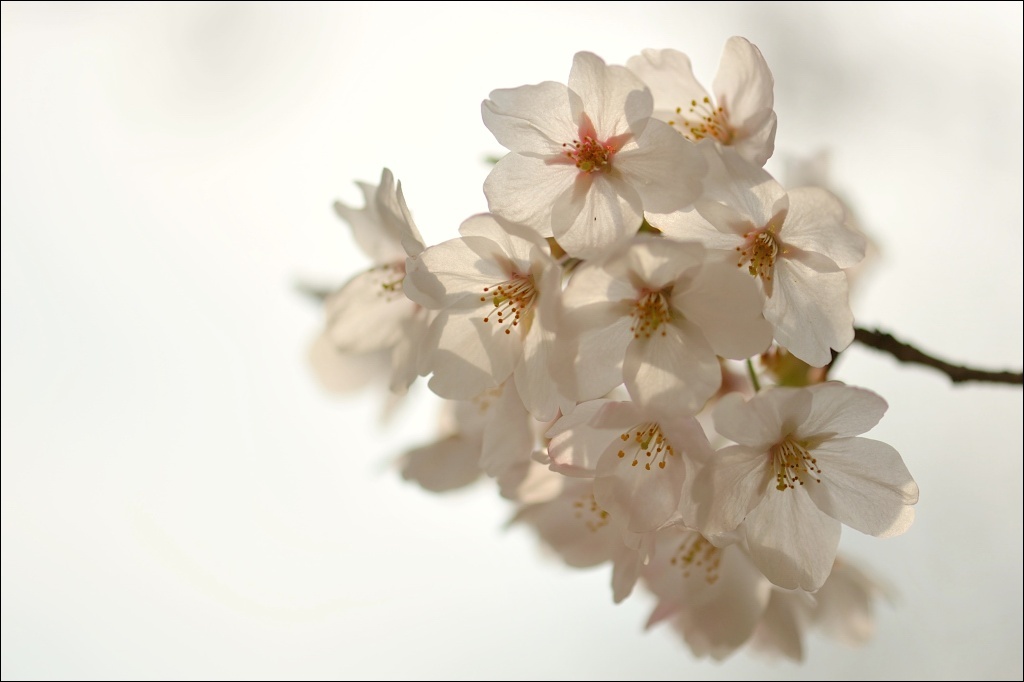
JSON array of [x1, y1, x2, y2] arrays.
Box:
[[482, 51, 705, 260], [642, 527, 771, 660], [399, 382, 526, 491], [322, 168, 429, 394], [628, 37, 777, 166], [512, 477, 649, 603], [694, 382, 919, 591], [555, 235, 771, 413], [403, 214, 569, 421], [650, 147, 866, 367], [547, 399, 713, 534]]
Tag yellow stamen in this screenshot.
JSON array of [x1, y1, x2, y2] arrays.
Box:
[[771, 436, 822, 490], [616, 422, 674, 471]]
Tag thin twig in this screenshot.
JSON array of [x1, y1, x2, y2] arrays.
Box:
[[853, 327, 1023, 386]]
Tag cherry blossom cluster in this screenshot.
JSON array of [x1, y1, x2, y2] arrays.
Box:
[[310, 38, 919, 660]]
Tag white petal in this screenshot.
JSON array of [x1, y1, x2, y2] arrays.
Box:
[[805, 437, 919, 537], [458, 212, 543, 267], [497, 459, 565, 505], [325, 267, 415, 353], [334, 170, 403, 263], [611, 542, 643, 603], [547, 399, 621, 477], [389, 177, 426, 257], [712, 37, 776, 165], [622, 234, 704, 288], [766, 254, 854, 367], [563, 258, 638, 307], [712, 388, 811, 448], [731, 112, 777, 169], [623, 321, 720, 414], [626, 48, 709, 124], [812, 558, 884, 645], [699, 146, 785, 227], [743, 489, 842, 591], [750, 590, 806, 661], [594, 436, 687, 533], [482, 81, 576, 155], [671, 545, 772, 659], [591, 403, 687, 532], [647, 205, 743, 250], [798, 382, 888, 439], [782, 187, 865, 269], [653, 412, 715, 469], [511, 480, 619, 568], [515, 291, 566, 421], [558, 260, 636, 400], [551, 173, 642, 260], [403, 235, 509, 310], [673, 254, 772, 359], [480, 383, 534, 477], [484, 154, 576, 238], [568, 51, 651, 138], [561, 307, 632, 402], [426, 308, 520, 400], [401, 435, 482, 492], [690, 444, 770, 536], [691, 197, 757, 239], [615, 119, 705, 213], [388, 311, 430, 394]]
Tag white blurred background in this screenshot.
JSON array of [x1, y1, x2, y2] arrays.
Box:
[[2, 2, 1021, 679]]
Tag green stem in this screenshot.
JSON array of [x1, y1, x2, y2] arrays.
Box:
[[747, 358, 761, 392]]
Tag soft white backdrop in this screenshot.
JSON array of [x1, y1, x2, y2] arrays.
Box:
[[2, 2, 1021, 679]]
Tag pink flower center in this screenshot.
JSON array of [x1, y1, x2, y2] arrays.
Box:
[[480, 273, 537, 335], [555, 112, 632, 174], [617, 422, 675, 471], [563, 135, 614, 173], [771, 436, 822, 491], [669, 95, 735, 144]]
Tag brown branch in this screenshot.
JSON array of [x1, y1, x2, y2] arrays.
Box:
[[853, 327, 1023, 386]]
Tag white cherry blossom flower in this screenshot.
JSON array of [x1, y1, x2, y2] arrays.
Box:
[[649, 147, 866, 366], [556, 235, 772, 413], [323, 168, 430, 393], [694, 382, 919, 591], [642, 527, 771, 660], [482, 51, 705, 260], [547, 399, 714, 534], [512, 477, 649, 603], [400, 382, 543, 494], [403, 214, 569, 421], [627, 37, 777, 166]]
